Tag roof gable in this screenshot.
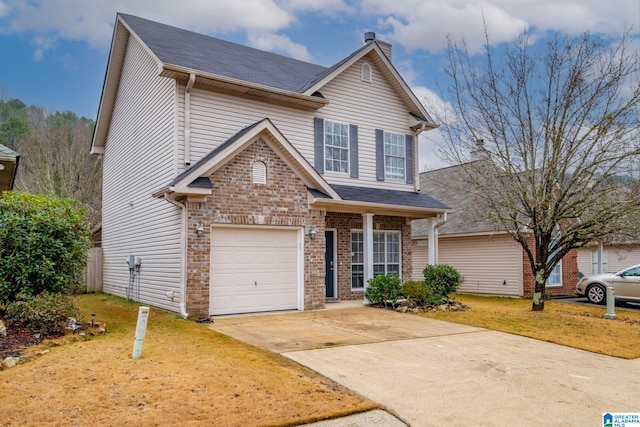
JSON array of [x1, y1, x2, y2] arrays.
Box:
[[154, 118, 339, 200]]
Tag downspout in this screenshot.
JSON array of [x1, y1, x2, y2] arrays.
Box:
[[184, 73, 196, 166], [427, 212, 447, 265], [413, 123, 427, 192], [164, 192, 189, 319]]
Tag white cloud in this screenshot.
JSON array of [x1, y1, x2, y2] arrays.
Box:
[[355, 0, 640, 54], [31, 35, 55, 60], [411, 84, 455, 171], [1, 0, 296, 54], [246, 31, 312, 61]]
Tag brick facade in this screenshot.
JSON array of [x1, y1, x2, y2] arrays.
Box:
[[183, 138, 416, 317], [521, 233, 578, 298], [184, 139, 326, 318], [325, 212, 412, 300]]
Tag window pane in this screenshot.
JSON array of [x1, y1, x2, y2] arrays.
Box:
[[384, 132, 405, 179], [325, 121, 349, 173]]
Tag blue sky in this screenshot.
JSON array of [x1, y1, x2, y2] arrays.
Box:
[[1, 0, 638, 169]]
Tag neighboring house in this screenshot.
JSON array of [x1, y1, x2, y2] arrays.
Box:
[[90, 14, 451, 318], [0, 144, 19, 193], [412, 161, 577, 298], [577, 243, 640, 275]]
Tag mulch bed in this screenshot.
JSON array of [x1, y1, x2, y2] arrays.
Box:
[[0, 321, 37, 359]]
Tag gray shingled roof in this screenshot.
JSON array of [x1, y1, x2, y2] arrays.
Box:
[[413, 161, 500, 237], [332, 184, 450, 210], [167, 120, 262, 188], [120, 13, 329, 93], [0, 144, 19, 159]]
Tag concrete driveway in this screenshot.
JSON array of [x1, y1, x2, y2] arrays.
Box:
[[210, 303, 640, 426]]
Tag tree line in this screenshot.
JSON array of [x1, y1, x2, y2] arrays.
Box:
[[0, 97, 101, 229]]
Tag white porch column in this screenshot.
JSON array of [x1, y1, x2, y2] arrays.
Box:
[[363, 213, 374, 302], [427, 217, 437, 265]]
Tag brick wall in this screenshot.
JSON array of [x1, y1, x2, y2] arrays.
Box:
[[184, 139, 326, 318], [325, 212, 412, 300], [521, 233, 578, 298]]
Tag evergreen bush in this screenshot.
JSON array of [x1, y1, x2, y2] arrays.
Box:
[[0, 192, 91, 304], [365, 274, 402, 308], [5, 292, 80, 336], [423, 264, 461, 305]]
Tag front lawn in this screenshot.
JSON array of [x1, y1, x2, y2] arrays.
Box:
[[0, 293, 377, 426], [419, 294, 640, 359]]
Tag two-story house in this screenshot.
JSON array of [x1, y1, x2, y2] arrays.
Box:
[[91, 14, 450, 319]]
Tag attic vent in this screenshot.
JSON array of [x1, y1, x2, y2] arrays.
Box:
[[361, 63, 372, 83], [252, 161, 266, 184]]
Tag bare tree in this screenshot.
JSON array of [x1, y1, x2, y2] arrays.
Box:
[[15, 109, 102, 228], [431, 30, 640, 310]]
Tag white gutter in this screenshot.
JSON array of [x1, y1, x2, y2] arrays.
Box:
[[184, 73, 196, 166], [413, 123, 427, 192], [164, 192, 189, 319]]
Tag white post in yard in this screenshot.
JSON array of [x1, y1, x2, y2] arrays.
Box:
[[604, 287, 616, 319], [132, 306, 150, 359]]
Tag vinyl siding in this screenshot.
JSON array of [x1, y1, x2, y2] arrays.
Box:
[[318, 57, 416, 190], [177, 56, 417, 191], [577, 245, 640, 275], [102, 36, 181, 312], [412, 234, 523, 296]]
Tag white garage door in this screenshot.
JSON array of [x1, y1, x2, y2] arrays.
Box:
[[209, 226, 300, 315]]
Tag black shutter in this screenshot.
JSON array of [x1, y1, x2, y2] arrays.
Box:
[[314, 117, 324, 173], [405, 134, 414, 184], [349, 124, 358, 178], [375, 129, 384, 181]]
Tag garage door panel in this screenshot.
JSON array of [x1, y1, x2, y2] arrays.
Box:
[[210, 227, 300, 316]]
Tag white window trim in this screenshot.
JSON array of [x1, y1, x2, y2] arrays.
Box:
[[324, 120, 350, 175], [351, 229, 402, 291], [546, 226, 562, 287], [383, 131, 405, 181]]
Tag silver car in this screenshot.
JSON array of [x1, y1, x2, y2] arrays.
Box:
[[576, 264, 640, 304]]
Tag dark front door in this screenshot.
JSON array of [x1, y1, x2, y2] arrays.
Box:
[[325, 230, 335, 298]]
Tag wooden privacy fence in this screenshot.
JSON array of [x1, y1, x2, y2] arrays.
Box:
[[84, 247, 103, 292]]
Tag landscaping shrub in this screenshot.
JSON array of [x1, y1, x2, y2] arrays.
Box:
[[0, 192, 91, 304], [365, 274, 402, 307], [423, 264, 461, 305], [5, 292, 80, 336], [402, 280, 432, 306]]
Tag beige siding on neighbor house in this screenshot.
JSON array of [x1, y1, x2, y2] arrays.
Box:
[[177, 56, 417, 192], [578, 245, 640, 275], [412, 234, 523, 296], [102, 36, 182, 312]]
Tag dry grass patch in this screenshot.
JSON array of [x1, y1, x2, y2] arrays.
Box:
[[0, 293, 377, 426], [418, 294, 640, 359]]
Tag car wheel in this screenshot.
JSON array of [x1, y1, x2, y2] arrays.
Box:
[[586, 284, 606, 304]]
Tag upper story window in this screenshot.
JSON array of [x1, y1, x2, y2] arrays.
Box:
[[361, 63, 372, 83], [324, 120, 350, 174], [384, 132, 406, 180]]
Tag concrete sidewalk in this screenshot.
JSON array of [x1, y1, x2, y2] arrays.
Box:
[[210, 304, 640, 426]]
